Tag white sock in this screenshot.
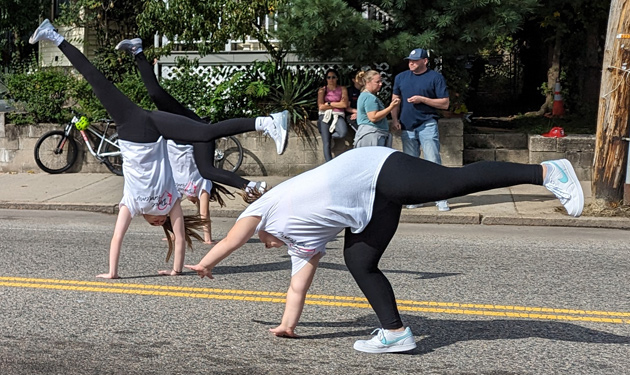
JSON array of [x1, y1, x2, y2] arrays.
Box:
[[542, 162, 555, 185], [51, 32, 64, 47], [255, 116, 273, 132], [384, 329, 407, 337]]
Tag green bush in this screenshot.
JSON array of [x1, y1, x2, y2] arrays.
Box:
[[161, 59, 272, 123], [2, 68, 74, 124]]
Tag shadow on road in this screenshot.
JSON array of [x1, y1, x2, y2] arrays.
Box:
[[253, 313, 630, 355]]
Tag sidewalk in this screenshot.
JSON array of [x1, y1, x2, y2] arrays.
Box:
[[1, 172, 629, 229]]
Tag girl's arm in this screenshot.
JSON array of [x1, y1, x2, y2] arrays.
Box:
[[159, 199, 186, 275], [198, 191, 213, 244], [97, 205, 133, 279], [270, 253, 323, 338], [186, 216, 261, 278]]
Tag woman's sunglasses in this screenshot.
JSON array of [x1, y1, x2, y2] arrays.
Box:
[[326, 76, 337, 79]]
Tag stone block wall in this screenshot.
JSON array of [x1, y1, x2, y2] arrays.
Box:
[[528, 134, 595, 181], [0, 113, 464, 175]]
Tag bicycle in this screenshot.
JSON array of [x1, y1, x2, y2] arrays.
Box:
[[34, 113, 122, 176], [213, 136, 243, 173]]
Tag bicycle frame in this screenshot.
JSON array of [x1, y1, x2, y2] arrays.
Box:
[[65, 117, 120, 160]]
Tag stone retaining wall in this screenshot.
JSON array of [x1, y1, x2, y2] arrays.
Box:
[[0, 113, 464, 175], [529, 134, 595, 180], [0, 112, 593, 179]]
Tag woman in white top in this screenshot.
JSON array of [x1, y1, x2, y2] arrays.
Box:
[[186, 147, 584, 354], [29, 20, 287, 278]]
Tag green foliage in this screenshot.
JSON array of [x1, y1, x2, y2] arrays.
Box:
[[161, 59, 273, 123], [0, 0, 48, 68], [266, 68, 319, 138], [55, 0, 145, 80], [1, 67, 74, 124], [137, 0, 288, 64], [276, 0, 383, 63]]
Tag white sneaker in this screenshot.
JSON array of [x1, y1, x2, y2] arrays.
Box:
[[115, 38, 143, 54], [265, 110, 289, 155], [542, 159, 584, 217], [436, 200, 450, 211], [29, 19, 58, 44], [405, 204, 423, 209], [353, 327, 417, 354], [246, 181, 267, 196]]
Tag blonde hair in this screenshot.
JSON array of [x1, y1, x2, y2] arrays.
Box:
[[356, 70, 381, 91]]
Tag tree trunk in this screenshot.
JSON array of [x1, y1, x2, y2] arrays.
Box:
[[592, 0, 630, 202], [537, 29, 562, 115]]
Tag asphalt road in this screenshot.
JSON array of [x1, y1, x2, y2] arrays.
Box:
[[1, 209, 629, 374]]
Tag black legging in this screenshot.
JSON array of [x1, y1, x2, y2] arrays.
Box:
[[58, 41, 254, 188], [343, 152, 543, 329], [133, 52, 250, 188]]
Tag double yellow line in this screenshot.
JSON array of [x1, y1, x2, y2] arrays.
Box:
[[1, 276, 629, 324]]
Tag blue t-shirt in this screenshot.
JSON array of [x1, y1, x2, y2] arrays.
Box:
[[357, 91, 389, 131], [393, 69, 449, 130]]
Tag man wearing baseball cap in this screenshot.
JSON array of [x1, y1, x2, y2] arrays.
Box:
[[392, 48, 451, 211]]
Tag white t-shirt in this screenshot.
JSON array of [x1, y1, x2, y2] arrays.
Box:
[[166, 140, 213, 198], [118, 137, 181, 217], [238, 146, 397, 275]]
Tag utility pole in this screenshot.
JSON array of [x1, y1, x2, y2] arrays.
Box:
[[593, 0, 630, 203]]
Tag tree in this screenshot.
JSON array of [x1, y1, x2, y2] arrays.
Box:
[[0, 0, 48, 68], [54, 0, 146, 80], [136, 0, 287, 66], [516, 0, 610, 116]]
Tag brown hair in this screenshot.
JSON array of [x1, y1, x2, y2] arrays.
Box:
[[162, 214, 208, 262], [208, 182, 233, 207], [239, 185, 271, 204]]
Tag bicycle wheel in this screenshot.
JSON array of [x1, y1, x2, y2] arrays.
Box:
[[34, 130, 79, 174], [102, 132, 123, 176], [214, 136, 243, 173]]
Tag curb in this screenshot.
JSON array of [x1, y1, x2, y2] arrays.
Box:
[[3, 202, 630, 230]]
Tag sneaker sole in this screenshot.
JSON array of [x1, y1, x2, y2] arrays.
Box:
[[557, 159, 584, 217], [353, 342, 417, 354], [277, 110, 289, 155]]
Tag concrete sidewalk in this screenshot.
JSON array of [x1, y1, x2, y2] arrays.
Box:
[[0, 172, 629, 229]]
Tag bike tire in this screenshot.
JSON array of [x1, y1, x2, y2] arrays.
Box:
[[214, 136, 243, 173], [102, 132, 123, 176], [34, 130, 79, 174]]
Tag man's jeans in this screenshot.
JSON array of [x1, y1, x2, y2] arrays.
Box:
[[400, 119, 441, 164]]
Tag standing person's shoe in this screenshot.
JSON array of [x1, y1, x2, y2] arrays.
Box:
[[542, 159, 584, 217], [266, 110, 289, 155], [115, 38, 143, 55], [405, 204, 423, 209], [29, 19, 59, 44], [353, 327, 417, 354], [436, 200, 450, 211]]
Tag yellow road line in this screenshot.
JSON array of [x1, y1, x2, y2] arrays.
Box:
[[1, 276, 629, 324]]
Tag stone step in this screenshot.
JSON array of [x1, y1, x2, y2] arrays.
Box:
[[464, 148, 530, 164], [464, 133, 528, 150]]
